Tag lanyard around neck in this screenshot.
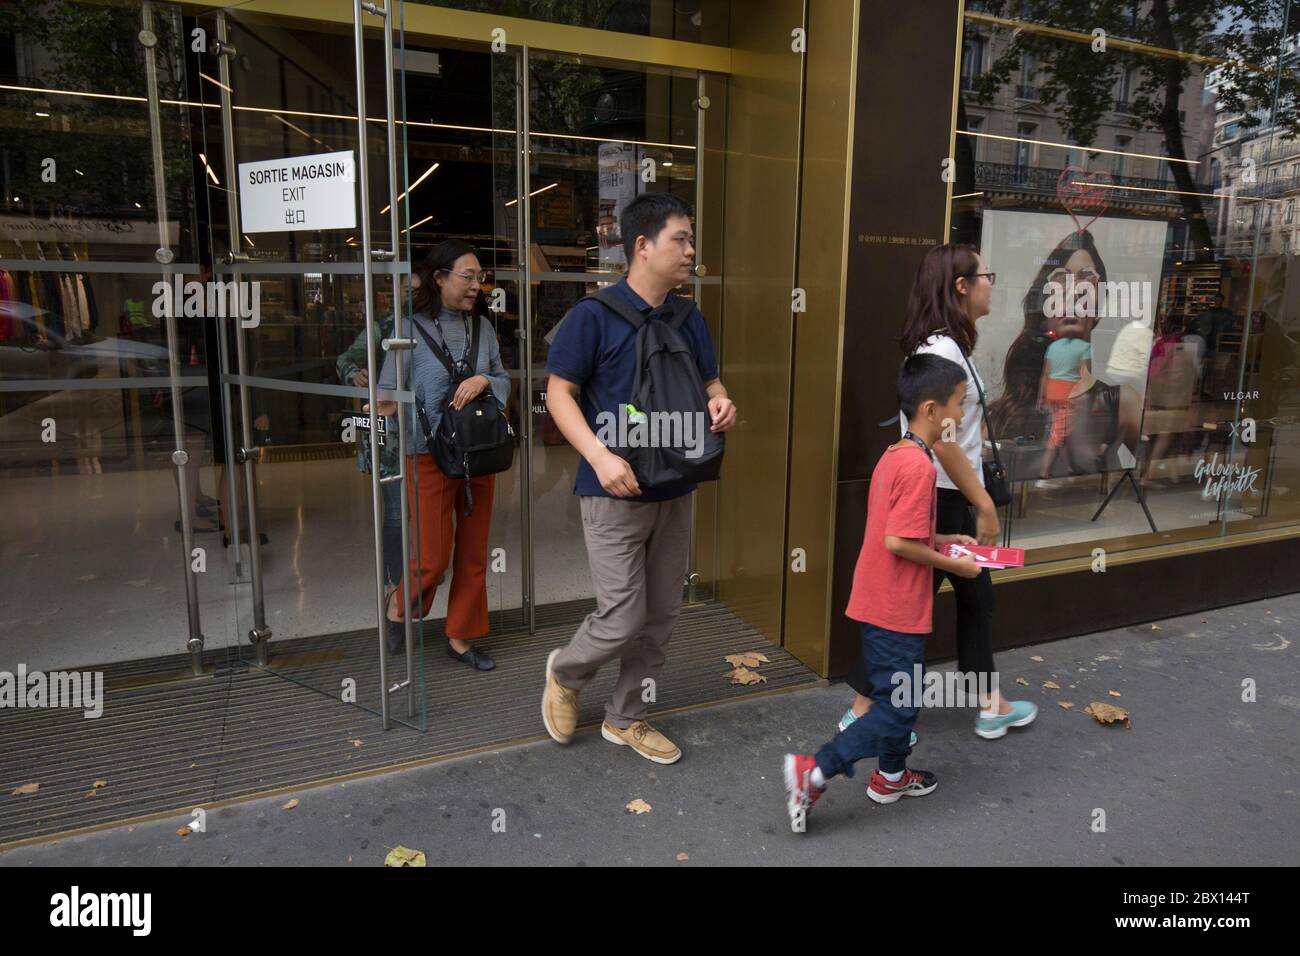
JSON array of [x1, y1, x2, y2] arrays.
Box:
[[903, 430, 934, 462], [426, 310, 472, 366]]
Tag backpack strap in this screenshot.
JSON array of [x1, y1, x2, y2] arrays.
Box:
[[413, 316, 456, 380], [588, 286, 698, 331], [469, 313, 483, 374], [588, 286, 646, 330], [664, 295, 696, 330]]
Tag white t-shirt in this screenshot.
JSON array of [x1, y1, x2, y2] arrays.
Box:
[[900, 333, 985, 492]]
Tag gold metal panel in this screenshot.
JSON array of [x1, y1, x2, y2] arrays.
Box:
[[780, 0, 859, 675], [180, 0, 734, 73], [713, 1, 806, 642]]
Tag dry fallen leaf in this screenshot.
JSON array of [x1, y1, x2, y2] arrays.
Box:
[[281, 798, 299, 811], [384, 845, 426, 867], [127, 826, 136, 833], [1108, 690, 1122, 698], [84, 791, 97, 798], [348, 739, 363, 748], [176, 827, 192, 837], [626, 798, 652, 815], [92, 780, 108, 789], [1043, 681, 1060, 690], [1084, 701, 1132, 728], [675, 852, 689, 862], [1151, 624, 1162, 630], [724, 652, 770, 669], [1014, 677, 1029, 686], [1030, 655, 1044, 663], [11, 783, 38, 796], [724, 666, 767, 686], [1057, 701, 1075, 710]]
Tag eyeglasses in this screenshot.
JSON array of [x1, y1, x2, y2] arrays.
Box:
[[1044, 268, 1100, 286], [967, 272, 997, 286], [440, 268, 488, 283]]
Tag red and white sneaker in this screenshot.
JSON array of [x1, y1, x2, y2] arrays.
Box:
[[867, 767, 938, 804], [783, 754, 825, 833]]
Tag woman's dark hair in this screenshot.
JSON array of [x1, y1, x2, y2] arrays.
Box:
[[987, 229, 1107, 437], [899, 243, 983, 358], [898, 353, 968, 421], [412, 239, 479, 316]]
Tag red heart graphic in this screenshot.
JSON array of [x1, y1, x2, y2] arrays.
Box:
[[1056, 165, 1113, 233]]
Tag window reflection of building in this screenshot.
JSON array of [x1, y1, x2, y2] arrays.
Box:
[[954, 10, 1299, 556]]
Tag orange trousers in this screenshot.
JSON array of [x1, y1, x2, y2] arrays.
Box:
[[393, 454, 496, 640]]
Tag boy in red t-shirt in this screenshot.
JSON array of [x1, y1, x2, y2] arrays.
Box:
[[784, 354, 981, 833]]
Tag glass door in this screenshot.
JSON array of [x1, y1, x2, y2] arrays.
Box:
[[192, 0, 424, 729], [0, 0, 229, 678], [491, 48, 724, 630]]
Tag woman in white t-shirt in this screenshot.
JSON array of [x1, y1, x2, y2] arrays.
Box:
[[841, 244, 1037, 740]]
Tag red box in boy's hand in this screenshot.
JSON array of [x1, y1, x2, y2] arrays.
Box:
[[943, 543, 1025, 570]]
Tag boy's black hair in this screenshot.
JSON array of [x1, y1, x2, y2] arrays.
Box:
[[897, 353, 967, 420], [621, 192, 693, 262]]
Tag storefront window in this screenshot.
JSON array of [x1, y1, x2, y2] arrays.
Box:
[[954, 0, 1300, 562]]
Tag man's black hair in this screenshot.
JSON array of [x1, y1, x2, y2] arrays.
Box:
[[621, 192, 693, 263], [898, 353, 967, 420]]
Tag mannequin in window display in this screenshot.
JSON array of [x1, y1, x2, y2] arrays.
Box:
[[988, 229, 1140, 487], [1140, 312, 1201, 485]]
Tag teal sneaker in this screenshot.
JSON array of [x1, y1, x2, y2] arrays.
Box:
[[974, 700, 1038, 739], [837, 707, 918, 747]]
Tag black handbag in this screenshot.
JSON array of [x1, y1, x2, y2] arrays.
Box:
[[412, 314, 514, 516], [959, 350, 1013, 508]]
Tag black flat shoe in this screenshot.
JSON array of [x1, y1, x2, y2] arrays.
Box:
[[176, 519, 220, 533], [448, 644, 495, 671]]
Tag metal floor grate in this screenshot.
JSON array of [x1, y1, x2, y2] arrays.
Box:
[[0, 600, 820, 847]]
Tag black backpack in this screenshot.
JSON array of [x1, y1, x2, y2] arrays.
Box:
[[413, 314, 514, 516], [579, 287, 725, 488]]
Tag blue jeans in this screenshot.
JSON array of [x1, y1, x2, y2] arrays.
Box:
[[815, 622, 926, 778], [381, 480, 403, 588]]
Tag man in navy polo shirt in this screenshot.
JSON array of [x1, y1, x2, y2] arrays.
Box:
[[540, 193, 737, 764]]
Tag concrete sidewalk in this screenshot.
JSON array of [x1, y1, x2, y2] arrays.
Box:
[[3, 593, 1297, 867]]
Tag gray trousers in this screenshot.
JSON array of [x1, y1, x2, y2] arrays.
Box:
[[551, 493, 692, 729]]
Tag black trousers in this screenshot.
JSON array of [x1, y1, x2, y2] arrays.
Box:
[[846, 487, 996, 697]]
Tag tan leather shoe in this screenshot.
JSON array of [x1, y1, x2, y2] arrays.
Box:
[[601, 720, 682, 764], [542, 648, 579, 744]]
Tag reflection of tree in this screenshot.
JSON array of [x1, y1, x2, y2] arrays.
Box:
[[7, 0, 191, 222], [969, 0, 1300, 261]]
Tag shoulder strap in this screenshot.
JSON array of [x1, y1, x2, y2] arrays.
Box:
[[469, 313, 483, 370], [957, 349, 1002, 467], [589, 286, 646, 330], [663, 294, 697, 330], [413, 316, 456, 379]]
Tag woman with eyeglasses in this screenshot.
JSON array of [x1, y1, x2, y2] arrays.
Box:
[[840, 243, 1038, 742], [372, 239, 510, 670]]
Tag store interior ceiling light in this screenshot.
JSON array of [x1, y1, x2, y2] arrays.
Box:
[[402, 214, 434, 234], [382, 163, 439, 215], [198, 152, 220, 186], [200, 72, 233, 94], [272, 113, 327, 149], [3, 84, 697, 152], [504, 182, 559, 207]]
